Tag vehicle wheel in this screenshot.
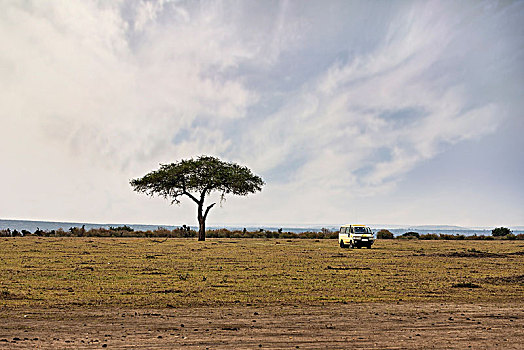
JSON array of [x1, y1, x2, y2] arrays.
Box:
[[339, 240, 346, 248], [356, 245, 361, 249], [367, 244, 372, 249]]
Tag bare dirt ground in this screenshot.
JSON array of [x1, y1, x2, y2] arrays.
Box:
[[1, 302, 522, 349]]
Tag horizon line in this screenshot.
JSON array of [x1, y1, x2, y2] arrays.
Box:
[[1, 218, 523, 230]]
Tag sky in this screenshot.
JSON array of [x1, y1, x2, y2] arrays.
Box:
[[1, 0, 523, 228]]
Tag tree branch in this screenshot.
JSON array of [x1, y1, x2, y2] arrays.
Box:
[[203, 203, 216, 220], [183, 191, 200, 204]]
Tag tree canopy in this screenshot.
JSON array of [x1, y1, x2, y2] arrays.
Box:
[[130, 155, 264, 241], [492, 227, 511, 237]]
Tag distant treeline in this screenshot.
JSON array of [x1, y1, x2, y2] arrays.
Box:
[[0, 226, 338, 239], [1, 226, 522, 240], [376, 228, 523, 240]]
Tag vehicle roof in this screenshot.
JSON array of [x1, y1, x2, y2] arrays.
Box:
[[340, 224, 367, 227]]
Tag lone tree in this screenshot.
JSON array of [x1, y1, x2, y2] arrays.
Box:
[[492, 227, 511, 237], [130, 155, 264, 241]]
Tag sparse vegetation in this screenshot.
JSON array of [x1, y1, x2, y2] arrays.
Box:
[[0, 238, 522, 308], [0, 227, 337, 239], [1, 227, 522, 240]]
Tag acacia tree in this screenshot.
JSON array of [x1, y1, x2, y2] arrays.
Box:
[[130, 155, 264, 241]]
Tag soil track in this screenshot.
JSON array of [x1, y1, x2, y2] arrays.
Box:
[[1, 303, 522, 349]]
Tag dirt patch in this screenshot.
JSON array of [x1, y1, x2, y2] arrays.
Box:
[[326, 266, 371, 270], [0, 290, 25, 300], [482, 275, 524, 285], [0, 303, 522, 349], [508, 251, 524, 256], [452, 282, 481, 288], [437, 249, 505, 258], [437, 249, 524, 258], [154, 289, 184, 294]]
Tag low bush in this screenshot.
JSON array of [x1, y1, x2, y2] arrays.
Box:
[[439, 233, 465, 240], [419, 233, 439, 240], [376, 229, 394, 239], [464, 234, 493, 240], [401, 231, 420, 239], [109, 225, 134, 232], [504, 233, 517, 240]]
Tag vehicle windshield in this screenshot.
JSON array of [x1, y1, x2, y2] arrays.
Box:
[[354, 227, 367, 233]]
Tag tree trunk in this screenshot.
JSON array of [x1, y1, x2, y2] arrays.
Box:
[[198, 218, 206, 241], [197, 204, 205, 241]]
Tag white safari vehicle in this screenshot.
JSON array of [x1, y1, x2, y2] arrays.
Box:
[[339, 224, 374, 249]]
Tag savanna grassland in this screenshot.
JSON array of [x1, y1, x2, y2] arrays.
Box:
[[1, 238, 523, 348], [1, 238, 523, 307]]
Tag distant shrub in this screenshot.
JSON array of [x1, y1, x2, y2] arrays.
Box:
[[109, 225, 134, 232], [69, 227, 84, 236], [419, 233, 439, 240], [34, 228, 45, 236], [516, 234, 524, 240], [208, 228, 237, 238], [151, 227, 173, 237], [297, 231, 317, 239], [322, 230, 338, 239], [376, 229, 394, 239], [86, 228, 111, 237], [401, 231, 420, 239], [280, 231, 297, 239], [504, 233, 517, 240], [54, 228, 67, 236], [492, 227, 512, 237]]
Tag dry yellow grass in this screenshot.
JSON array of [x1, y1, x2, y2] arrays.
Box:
[[1, 237, 523, 309]]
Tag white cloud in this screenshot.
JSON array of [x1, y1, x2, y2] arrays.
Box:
[[0, 0, 521, 226], [1, 0, 257, 168], [0, 0, 258, 222]]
